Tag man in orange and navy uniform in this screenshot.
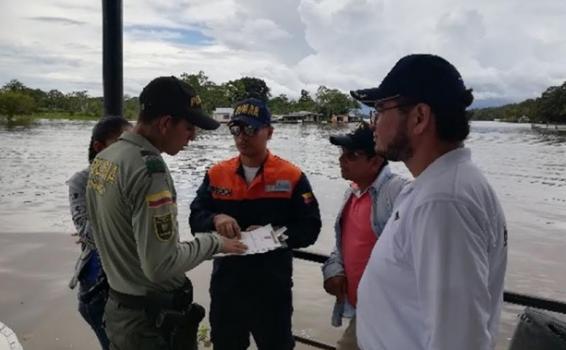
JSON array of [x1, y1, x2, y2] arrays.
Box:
[[189, 97, 322, 350]]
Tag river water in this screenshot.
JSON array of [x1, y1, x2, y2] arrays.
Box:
[[1, 120, 565, 347]]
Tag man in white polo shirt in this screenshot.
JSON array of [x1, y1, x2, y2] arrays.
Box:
[[351, 54, 508, 350]]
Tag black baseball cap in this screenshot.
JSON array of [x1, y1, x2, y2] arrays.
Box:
[[329, 122, 375, 153], [139, 76, 220, 130], [230, 98, 272, 128], [350, 54, 473, 110]]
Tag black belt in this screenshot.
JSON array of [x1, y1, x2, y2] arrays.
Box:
[[109, 279, 193, 311], [109, 288, 148, 309]]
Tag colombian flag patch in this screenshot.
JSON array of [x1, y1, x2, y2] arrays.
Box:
[[302, 192, 314, 204], [146, 191, 173, 208]]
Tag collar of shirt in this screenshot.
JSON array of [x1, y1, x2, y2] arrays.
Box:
[[412, 146, 471, 190], [120, 131, 161, 155], [349, 164, 393, 198], [235, 149, 275, 180], [349, 183, 368, 198], [242, 164, 261, 184]]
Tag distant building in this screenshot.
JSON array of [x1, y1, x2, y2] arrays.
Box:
[[212, 107, 233, 123], [280, 111, 321, 123], [331, 114, 349, 124], [329, 110, 364, 124], [348, 108, 366, 123], [271, 114, 282, 123]]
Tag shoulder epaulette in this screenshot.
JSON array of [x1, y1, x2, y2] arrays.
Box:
[[141, 150, 166, 174]]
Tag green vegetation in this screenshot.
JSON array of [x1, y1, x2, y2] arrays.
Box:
[[197, 324, 212, 348], [0, 79, 142, 123], [269, 86, 358, 116], [471, 81, 566, 123], [179, 71, 359, 117], [0, 73, 360, 123], [0, 90, 36, 118], [5, 73, 566, 124]]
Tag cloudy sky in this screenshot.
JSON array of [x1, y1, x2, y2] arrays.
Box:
[[1, 0, 566, 107]]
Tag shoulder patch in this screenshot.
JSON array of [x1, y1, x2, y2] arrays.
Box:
[[210, 186, 232, 196], [146, 191, 174, 208], [146, 158, 166, 173], [88, 158, 119, 194], [141, 151, 166, 174], [302, 192, 314, 204], [153, 213, 174, 241]]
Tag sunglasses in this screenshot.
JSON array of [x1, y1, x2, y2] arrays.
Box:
[[229, 124, 261, 137]]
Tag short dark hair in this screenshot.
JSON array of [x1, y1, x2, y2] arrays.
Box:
[[432, 104, 471, 142], [363, 149, 388, 166], [364, 148, 378, 158], [356, 145, 378, 159], [88, 116, 132, 163], [397, 94, 472, 142]]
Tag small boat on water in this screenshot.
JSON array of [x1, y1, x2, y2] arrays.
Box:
[[531, 123, 566, 135]]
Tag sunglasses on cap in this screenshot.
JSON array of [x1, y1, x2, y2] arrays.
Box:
[[229, 123, 264, 137]]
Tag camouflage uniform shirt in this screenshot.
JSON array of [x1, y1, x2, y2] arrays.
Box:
[[86, 131, 221, 296]]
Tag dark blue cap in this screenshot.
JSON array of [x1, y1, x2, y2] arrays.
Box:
[[350, 54, 473, 110], [230, 98, 272, 128], [329, 122, 375, 153]]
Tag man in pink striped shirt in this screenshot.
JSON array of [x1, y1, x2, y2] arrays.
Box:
[[322, 122, 407, 350]]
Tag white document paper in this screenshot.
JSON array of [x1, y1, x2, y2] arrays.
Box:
[[214, 224, 286, 257]]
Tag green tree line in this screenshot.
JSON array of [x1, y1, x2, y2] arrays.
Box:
[[0, 73, 360, 121], [0, 79, 140, 121], [471, 81, 566, 123], [179, 71, 359, 118]]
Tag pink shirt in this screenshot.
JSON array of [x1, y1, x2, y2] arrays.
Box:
[[341, 190, 377, 307]]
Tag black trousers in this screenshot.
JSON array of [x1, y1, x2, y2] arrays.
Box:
[[209, 275, 295, 350], [78, 284, 110, 350]]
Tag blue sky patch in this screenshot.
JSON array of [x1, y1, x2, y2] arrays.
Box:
[[125, 25, 213, 46]]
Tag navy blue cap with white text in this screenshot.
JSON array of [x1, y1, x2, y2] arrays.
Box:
[[230, 98, 272, 128]]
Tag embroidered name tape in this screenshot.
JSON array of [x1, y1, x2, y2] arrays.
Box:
[[234, 103, 260, 117], [265, 180, 292, 192]]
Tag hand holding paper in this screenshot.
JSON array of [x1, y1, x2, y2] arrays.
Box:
[[215, 224, 287, 256]]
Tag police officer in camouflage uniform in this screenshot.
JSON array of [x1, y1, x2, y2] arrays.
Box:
[[86, 76, 247, 350]]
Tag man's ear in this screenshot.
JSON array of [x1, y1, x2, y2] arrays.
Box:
[[266, 126, 274, 140], [156, 115, 173, 135], [412, 103, 433, 135]]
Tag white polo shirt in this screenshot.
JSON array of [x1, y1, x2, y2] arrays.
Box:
[[357, 147, 508, 350]]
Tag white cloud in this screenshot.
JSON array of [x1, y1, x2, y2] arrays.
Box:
[[1, 0, 566, 106]]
